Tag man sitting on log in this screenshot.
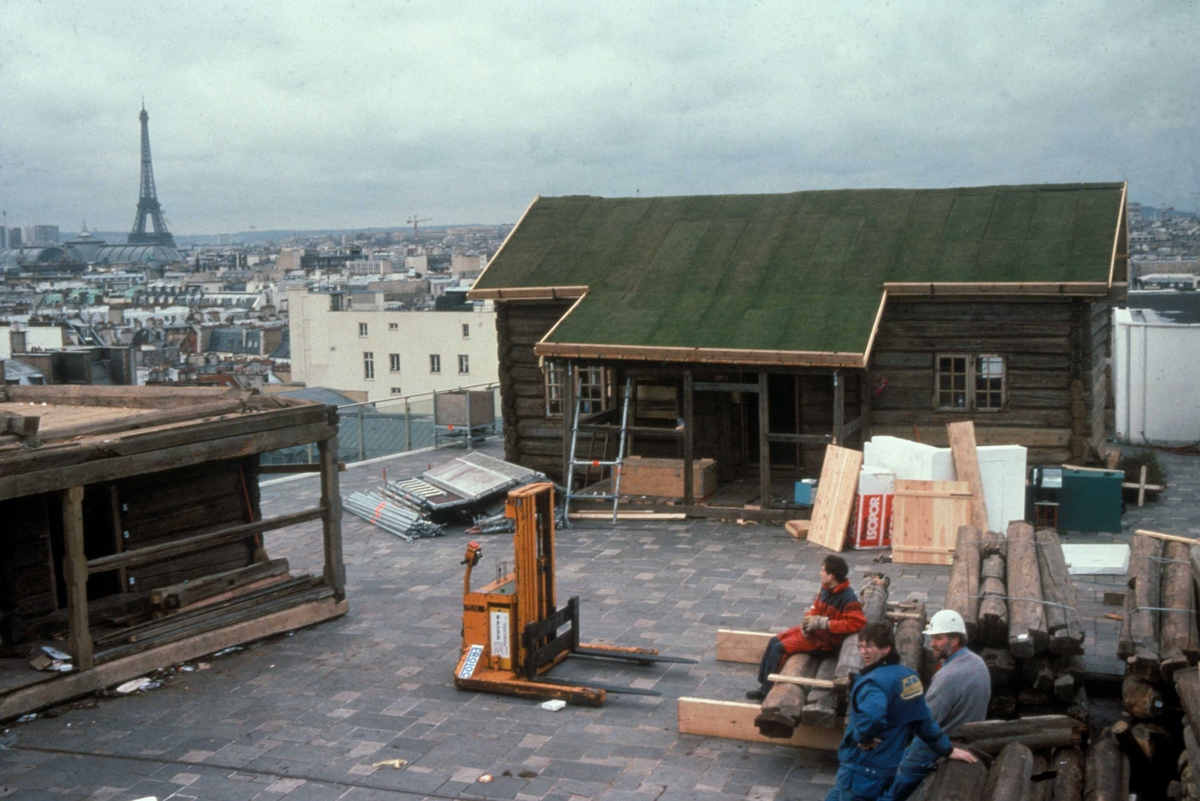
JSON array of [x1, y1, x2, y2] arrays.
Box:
[[827, 622, 977, 801], [880, 609, 990, 801], [747, 554, 866, 701]]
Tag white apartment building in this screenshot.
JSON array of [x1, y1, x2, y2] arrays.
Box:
[[288, 288, 498, 402]]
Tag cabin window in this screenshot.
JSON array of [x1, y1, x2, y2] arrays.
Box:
[[544, 361, 609, 417], [936, 353, 1005, 411]]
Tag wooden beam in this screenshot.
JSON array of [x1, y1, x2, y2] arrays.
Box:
[[1136, 529, 1199, 547], [758, 372, 770, 509], [766, 673, 837, 690], [682, 371, 694, 507], [694, 382, 759, 393], [862, 290, 888, 367], [258, 462, 346, 474], [40, 399, 247, 442], [467, 285, 589, 301], [62, 485, 93, 670], [319, 437, 346, 596], [832, 372, 844, 445], [766, 432, 832, 445], [947, 421, 990, 531], [0, 597, 347, 721], [840, 414, 863, 442], [6, 384, 249, 408], [716, 629, 773, 664], [677, 697, 841, 750], [87, 506, 326, 574], [568, 511, 686, 521], [562, 361, 575, 482]]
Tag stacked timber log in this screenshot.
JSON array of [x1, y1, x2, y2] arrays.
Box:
[[755, 574, 889, 738], [912, 715, 1090, 800], [943, 523, 1088, 721], [1119, 532, 1200, 723]]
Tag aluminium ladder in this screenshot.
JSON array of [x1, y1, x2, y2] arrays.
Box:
[[563, 375, 632, 525]]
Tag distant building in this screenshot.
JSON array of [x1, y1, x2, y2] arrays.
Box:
[[7, 228, 21, 248], [24, 225, 59, 245], [288, 287, 498, 402]]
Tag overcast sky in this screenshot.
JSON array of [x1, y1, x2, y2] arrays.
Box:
[[1, 1, 1197, 234]]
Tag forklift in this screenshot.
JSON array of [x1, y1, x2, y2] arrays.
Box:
[[454, 482, 695, 706]]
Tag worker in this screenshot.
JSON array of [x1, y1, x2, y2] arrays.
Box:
[[880, 609, 991, 801], [826, 622, 977, 801], [747, 555, 866, 701]]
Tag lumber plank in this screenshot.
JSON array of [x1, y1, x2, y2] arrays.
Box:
[[807, 444, 862, 552], [150, 558, 290, 609], [946, 420, 989, 531], [0, 596, 347, 721], [676, 697, 841, 751], [319, 438, 346, 595], [716, 629, 773, 664]]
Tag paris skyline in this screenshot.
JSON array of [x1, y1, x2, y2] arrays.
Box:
[[1, 1, 1198, 235]]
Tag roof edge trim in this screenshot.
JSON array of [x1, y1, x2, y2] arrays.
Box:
[[1108, 181, 1128, 289], [882, 282, 1112, 297], [468, 285, 589, 301], [533, 341, 865, 369]]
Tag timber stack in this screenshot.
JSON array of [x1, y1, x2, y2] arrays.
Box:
[[943, 523, 1088, 721], [1119, 531, 1200, 725]]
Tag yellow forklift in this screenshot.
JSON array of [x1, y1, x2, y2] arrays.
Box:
[[454, 482, 694, 706]]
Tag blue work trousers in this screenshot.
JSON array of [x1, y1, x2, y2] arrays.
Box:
[[823, 764, 896, 801], [879, 739, 937, 801]]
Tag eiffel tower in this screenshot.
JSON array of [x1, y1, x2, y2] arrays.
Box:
[[128, 104, 176, 246]]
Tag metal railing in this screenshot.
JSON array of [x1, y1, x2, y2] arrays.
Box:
[[260, 382, 502, 468]]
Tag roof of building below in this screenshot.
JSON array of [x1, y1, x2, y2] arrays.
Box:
[[471, 183, 1126, 361]]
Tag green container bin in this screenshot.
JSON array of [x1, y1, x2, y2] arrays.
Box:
[[1058, 468, 1123, 533]]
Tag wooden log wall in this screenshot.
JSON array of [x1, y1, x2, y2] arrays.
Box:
[[866, 299, 1111, 464], [495, 300, 576, 480], [0, 495, 55, 620], [114, 456, 262, 593]]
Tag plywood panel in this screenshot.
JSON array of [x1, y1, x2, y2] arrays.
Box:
[[677, 697, 842, 750], [947, 421, 989, 530], [807, 445, 863, 552], [891, 479, 972, 565]]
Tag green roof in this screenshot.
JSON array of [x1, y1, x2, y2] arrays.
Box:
[[473, 183, 1125, 357]]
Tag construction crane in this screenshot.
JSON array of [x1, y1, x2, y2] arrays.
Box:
[[407, 215, 432, 244]]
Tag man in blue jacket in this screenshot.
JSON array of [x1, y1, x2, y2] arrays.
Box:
[[825, 622, 977, 801]]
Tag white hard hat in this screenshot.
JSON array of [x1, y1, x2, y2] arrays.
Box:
[[924, 609, 967, 637]]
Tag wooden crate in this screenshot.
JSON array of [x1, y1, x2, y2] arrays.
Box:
[[891, 479, 972, 565], [618, 456, 717, 499]]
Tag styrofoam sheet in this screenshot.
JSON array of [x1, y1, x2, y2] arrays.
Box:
[[1060, 543, 1131, 576], [863, 436, 1027, 533]]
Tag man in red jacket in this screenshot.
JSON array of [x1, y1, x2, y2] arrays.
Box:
[[747, 554, 867, 701]]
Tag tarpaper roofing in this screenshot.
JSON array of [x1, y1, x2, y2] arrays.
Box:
[[471, 183, 1126, 359]]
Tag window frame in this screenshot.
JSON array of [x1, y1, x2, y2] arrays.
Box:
[[458, 354, 470, 374], [388, 322, 398, 331], [358, 322, 369, 337], [363, 351, 375, 380], [544, 361, 611, 418], [429, 354, 441, 373], [389, 353, 400, 373], [934, 352, 1006, 412], [462, 323, 470, 339]]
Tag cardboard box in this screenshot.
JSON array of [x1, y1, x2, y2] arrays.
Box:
[[618, 456, 717, 499], [850, 466, 894, 549]]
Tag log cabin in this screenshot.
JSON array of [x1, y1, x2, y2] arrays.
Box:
[[468, 183, 1127, 515], [0, 385, 347, 720]]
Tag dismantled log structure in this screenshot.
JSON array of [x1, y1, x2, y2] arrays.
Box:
[[945, 524, 981, 642], [1007, 521, 1048, 658], [0, 386, 348, 721]]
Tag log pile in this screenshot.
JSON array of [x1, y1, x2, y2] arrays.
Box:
[[913, 716, 1093, 800], [943, 523, 1088, 721], [1118, 532, 1200, 724]]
